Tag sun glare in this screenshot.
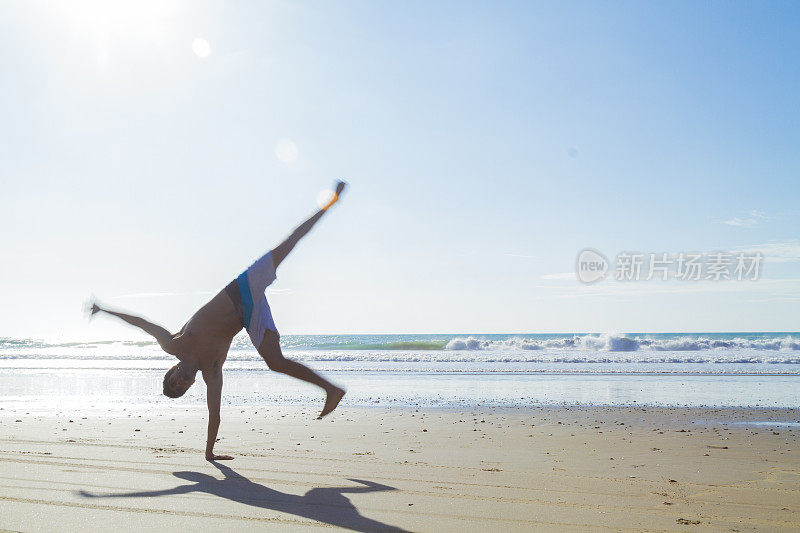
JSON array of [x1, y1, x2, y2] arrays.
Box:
[[56, 0, 182, 36], [40, 0, 185, 68], [275, 139, 299, 164]]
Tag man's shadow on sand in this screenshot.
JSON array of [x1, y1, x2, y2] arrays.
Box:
[[78, 461, 408, 532]]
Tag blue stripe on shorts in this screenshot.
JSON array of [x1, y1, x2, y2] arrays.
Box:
[[236, 271, 254, 329]]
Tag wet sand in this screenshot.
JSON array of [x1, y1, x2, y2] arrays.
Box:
[[1, 405, 798, 531]]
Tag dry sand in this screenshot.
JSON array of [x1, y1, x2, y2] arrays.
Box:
[[1, 404, 798, 531]]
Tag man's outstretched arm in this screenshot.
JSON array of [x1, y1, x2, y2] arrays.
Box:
[[271, 180, 346, 269], [90, 302, 175, 353], [203, 367, 232, 461]]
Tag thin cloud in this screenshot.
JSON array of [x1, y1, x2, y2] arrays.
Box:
[[746, 296, 800, 303], [533, 277, 800, 300], [735, 240, 800, 263], [540, 272, 575, 280], [721, 218, 757, 227], [111, 291, 214, 299], [720, 210, 771, 227]]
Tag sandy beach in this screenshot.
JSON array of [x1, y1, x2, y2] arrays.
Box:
[[1, 404, 798, 531]]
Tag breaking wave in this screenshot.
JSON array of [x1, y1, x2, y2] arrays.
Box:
[[443, 334, 800, 352]]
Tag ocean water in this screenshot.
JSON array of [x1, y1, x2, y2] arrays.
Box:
[[2, 333, 800, 410]]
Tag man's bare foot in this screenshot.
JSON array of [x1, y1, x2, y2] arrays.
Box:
[[334, 179, 346, 197], [318, 386, 345, 419], [321, 180, 347, 210]]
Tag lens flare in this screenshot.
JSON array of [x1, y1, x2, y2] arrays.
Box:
[[192, 37, 211, 58], [316, 189, 336, 210], [275, 139, 299, 164]]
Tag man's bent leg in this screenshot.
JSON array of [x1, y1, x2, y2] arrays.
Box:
[[258, 330, 345, 418]]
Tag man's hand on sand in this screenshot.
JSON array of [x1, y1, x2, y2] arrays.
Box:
[[206, 453, 234, 461]]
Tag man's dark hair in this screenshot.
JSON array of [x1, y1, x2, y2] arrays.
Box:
[[163, 365, 186, 398]]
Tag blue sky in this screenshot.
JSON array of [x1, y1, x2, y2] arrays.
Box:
[[1, 1, 798, 339]]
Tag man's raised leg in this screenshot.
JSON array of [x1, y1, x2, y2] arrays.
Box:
[[270, 181, 346, 269]]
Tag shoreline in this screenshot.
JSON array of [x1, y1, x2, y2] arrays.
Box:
[[4, 369, 800, 411], [4, 402, 800, 416]]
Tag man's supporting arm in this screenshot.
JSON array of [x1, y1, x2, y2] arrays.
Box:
[[203, 367, 232, 461]]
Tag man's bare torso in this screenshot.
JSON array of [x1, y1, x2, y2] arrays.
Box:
[[167, 289, 242, 370]]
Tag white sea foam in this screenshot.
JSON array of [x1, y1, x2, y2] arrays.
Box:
[[444, 334, 800, 353], [2, 334, 800, 372]]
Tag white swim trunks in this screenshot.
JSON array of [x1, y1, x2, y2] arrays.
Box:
[[224, 251, 278, 348]]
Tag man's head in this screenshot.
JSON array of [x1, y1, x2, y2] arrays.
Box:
[[163, 362, 196, 398]]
